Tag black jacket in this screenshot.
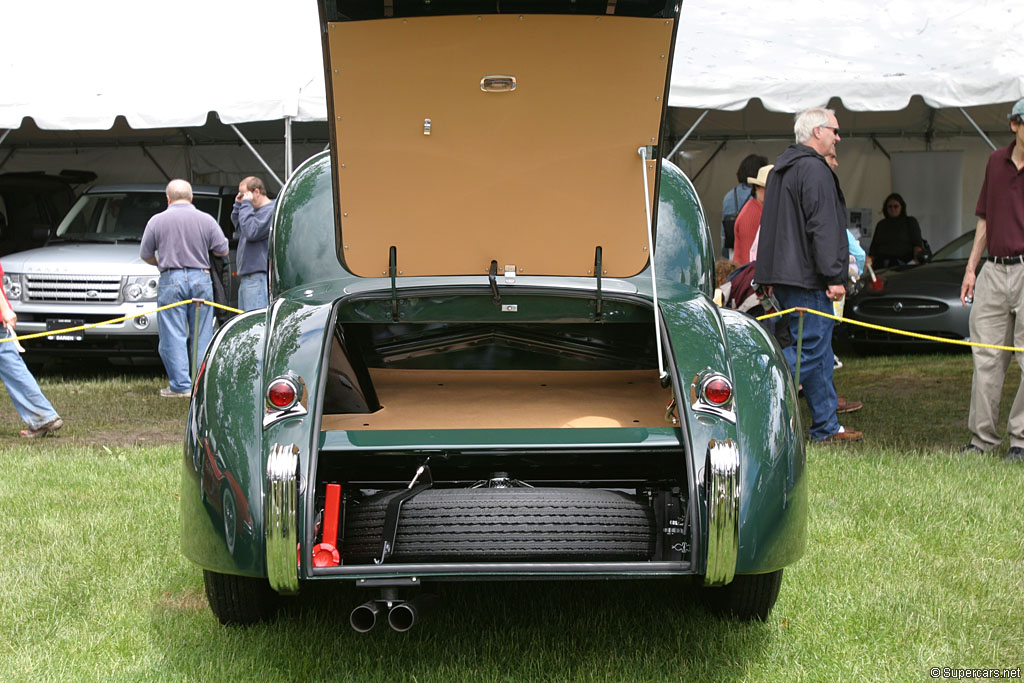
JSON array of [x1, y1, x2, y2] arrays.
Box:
[[754, 144, 849, 289]]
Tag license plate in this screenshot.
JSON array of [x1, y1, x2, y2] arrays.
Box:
[[46, 318, 84, 342]]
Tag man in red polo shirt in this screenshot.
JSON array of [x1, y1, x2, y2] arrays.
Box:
[[960, 98, 1024, 462]]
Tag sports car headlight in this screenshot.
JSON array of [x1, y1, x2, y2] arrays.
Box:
[[124, 275, 159, 302], [2, 272, 22, 301]]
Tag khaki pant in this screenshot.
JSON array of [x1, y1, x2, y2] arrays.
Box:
[[968, 262, 1024, 450]]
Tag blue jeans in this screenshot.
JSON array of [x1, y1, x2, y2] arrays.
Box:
[[1, 329, 59, 429], [774, 285, 840, 441], [157, 268, 215, 393], [238, 272, 269, 312]]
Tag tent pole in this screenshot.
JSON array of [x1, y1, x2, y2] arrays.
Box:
[[229, 124, 285, 190], [959, 108, 997, 151], [870, 135, 891, 160], [692, 140, 728, 182], [284, 117, 293, 179], [667, 110, 708, 160], [139, 144, 172, 182], [183, 144, 194, 184]]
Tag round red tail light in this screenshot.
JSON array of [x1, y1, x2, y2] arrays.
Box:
[[703, 377, 733, 405], [267, 379, 298, 409]]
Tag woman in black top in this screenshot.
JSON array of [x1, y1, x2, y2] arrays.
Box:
[[869, 193, 924, 268]]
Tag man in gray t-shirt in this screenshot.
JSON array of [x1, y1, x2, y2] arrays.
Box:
[[140, 179, 229, 398]]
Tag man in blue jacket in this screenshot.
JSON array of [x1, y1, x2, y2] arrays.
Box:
[[755, 108, 863, 443], [231, 176, 275, 311]]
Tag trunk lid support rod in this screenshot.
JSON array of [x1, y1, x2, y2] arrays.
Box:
[[639, 146, 667, 382], [594, 246, 603, 320]]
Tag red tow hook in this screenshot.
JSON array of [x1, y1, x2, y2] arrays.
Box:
[[312, 483, 342, 567]]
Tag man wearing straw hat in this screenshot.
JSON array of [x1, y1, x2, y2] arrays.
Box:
[[732, 163, 772, 267]]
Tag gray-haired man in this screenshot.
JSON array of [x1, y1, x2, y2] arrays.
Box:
[[141, 179, 229, 397], [755, 107, 863, 443]]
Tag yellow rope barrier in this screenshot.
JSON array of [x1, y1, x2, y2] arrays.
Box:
[[3, 298, 1020, 353], [0, 299, 244, 343], [756, 306, 1024, 353]]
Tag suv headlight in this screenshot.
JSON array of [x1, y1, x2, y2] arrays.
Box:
[[2, 272, 22, 301], [124, 275, 159, 302]]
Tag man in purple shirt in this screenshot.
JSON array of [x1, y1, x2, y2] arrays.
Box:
[[960, 98, 1024, 461], [141, 179, 229, 398]]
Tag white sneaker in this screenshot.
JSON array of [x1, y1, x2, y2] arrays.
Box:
[[159, 387, 191, 398]]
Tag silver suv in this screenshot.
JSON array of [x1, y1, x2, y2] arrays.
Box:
[[0, 184, 237, 360]]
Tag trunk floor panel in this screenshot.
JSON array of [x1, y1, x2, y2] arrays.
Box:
[[321, 368, 671, 430]]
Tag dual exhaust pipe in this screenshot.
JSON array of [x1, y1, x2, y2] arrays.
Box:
[[350, 594, 436, 633]]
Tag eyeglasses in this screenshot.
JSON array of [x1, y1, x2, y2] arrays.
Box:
[[819, 126, 841, 136]]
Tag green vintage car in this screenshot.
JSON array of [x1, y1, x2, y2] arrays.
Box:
[[182, 0, 806, 630]]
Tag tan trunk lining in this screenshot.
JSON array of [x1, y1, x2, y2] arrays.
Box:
[[320, 368, 672, 431], [328, 14, 673, 278]]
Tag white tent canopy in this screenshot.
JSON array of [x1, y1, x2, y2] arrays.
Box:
[[671, 0, 1024, 112], [0, 0, 326, 129], [2, 0, 1023, 243], [4, 0, 1020, 128], [668, 0, 1024, 252]]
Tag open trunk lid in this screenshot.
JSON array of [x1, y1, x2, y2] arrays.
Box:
[[319, 1, 679, 278]]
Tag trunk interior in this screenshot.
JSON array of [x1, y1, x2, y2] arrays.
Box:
[[308, 294, 693, 569]]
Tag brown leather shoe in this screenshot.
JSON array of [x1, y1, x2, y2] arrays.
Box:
[[818, 426, 863, 444], [19, 416, 63, 439], [836, 396, 862, 414]]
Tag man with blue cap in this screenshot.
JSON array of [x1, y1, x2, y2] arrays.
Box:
[[960, 97, 1024, 462]]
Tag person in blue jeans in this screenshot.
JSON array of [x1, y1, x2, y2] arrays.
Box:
[[754, 108, 863, 443], [0, 263, 62, 437], [231, 176, 275, 311], [141, 180, 229, 398]]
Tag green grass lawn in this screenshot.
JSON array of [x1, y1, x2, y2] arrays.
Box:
[[0, 354, 1021, 681]]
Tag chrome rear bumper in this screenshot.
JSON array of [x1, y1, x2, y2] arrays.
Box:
[[265, 443, 300, 594], [703, 439, 739, 586]]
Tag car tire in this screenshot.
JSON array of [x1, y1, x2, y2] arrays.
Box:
[[203, 569, 280, 626], [699, 569, 784, 621], [343, 487, 655, 563]]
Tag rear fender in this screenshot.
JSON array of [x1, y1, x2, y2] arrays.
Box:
[[182, 311, 268, 575], [721, 310, 807, 573], [259, 298, 336, 585], [660, 291, 739, 580]]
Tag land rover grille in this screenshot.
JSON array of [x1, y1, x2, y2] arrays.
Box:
[[23, 274, 122, 303]]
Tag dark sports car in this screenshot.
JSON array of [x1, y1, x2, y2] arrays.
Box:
[[181, 0, 807, 631], [845, 231, 979, 351]]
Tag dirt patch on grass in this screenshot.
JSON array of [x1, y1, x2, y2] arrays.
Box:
[[0, 419, 184, 448], [74, 424, 184, 448], [156, 588, 208, 613]]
